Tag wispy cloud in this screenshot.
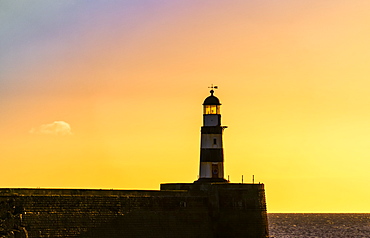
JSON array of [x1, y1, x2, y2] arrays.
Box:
[[30, 121, 73, 136]]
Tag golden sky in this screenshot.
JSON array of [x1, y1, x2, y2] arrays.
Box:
[[1, 0, 370, 212]]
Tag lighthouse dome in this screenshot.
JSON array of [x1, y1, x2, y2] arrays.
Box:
[[203, 90, 221, 105]]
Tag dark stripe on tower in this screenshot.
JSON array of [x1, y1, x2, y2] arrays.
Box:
[[201, 127, 223, 134], [200, 148, 224, 162]]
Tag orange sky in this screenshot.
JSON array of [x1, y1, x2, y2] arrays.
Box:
[[1, 0, 370, 212]]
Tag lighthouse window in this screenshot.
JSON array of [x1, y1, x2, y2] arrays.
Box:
[[213, 138, 217, 145], [204, 105, 220, 114]]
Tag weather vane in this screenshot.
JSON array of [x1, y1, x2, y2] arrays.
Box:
[[208, 84, 218, 90]]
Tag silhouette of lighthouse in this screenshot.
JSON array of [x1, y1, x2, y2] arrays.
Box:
[[197, 86, 228, 183]]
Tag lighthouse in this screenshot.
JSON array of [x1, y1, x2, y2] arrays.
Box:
[[197, 86, 228, 183]]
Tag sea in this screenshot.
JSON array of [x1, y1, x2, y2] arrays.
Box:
[[268, 213, 370, 238]]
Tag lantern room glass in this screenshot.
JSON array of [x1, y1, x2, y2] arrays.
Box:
[[204, 105, 220, 114]]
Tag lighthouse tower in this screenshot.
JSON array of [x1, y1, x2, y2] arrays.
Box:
[[197, 87, 228, 183]]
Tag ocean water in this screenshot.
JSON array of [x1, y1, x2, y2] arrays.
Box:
[[268, 213, 370, 238]]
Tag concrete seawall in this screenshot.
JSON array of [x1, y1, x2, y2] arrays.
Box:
[[0, 183, 268, 238]]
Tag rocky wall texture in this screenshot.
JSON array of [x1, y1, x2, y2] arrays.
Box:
[[0, 198, 28, 238]]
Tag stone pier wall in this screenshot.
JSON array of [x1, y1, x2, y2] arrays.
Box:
[[0, 184, 268, 238]]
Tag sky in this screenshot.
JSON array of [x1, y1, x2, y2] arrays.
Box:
[[1, 0, 370, 213]]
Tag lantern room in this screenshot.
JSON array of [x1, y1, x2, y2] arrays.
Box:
[[203, 90, 221, 114], [202, 89, 222, 127]]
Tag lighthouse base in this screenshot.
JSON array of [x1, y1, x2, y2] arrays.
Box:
[[195, 177, 228, 183]]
